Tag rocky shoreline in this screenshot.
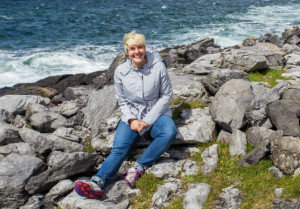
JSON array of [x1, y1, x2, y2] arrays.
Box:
[[0, 26, 299, 209]]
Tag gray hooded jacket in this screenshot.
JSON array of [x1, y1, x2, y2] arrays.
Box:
[[114, 50, 172, 127]]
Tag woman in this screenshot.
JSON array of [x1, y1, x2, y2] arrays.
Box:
[[74, 31, 176, 199]]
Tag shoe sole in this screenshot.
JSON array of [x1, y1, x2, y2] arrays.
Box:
[[74, 181, 103, 200]]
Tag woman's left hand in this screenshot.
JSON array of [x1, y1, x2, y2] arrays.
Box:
[[137, 121, 149, 132]]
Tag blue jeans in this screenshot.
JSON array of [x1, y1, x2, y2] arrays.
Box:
[[91, 115, 176, 187]]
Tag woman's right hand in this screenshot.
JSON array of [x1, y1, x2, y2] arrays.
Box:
[[129, 119, 140, 131]]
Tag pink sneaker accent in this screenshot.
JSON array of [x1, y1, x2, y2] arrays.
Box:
[[124, 167, 142, 187]]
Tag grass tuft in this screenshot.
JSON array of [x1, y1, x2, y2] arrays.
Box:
[[86, 140, 95, 153], [172, 99, 206, 120], [248, 69, 291, 88]]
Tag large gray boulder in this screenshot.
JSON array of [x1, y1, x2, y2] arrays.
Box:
[[25, 151, 99, 194], [282, 86, 300, 101], [0, 153, 44, 209], [183, 183, 211, 209], [0, 120, 23, 145], [266, 100, 300, 136], [0, 95, 50, 122], [25, 103, 67, 133], [217, 43, 285, 72], [201, 69, 249, 96], [201, 144, 219, 176], [175, 108, 216, 144], [210, 79, 254, 132], [270, 136, 300, 174], [246, 126, 275, 147], [83, 85, 118, 136]]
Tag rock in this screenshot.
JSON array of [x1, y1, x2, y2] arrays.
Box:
[[201, 144, 218, 176], [83, 85, 118, 136], [25, 103, 67, 133], [183, 183, 211, 209], [168, 69, 208, 100], [201, 69, 249, 96], [58, 191, 129, 209], [215, 186, 242, 209], [166, 147, 200, 160], [151, 178, 181, 209], [53, 127, 81, 143], [229, 129, 247, 156], [160, 37, 221, 69], [282, 86, 300, 102], [266, 100, 300, 136], [272, 199, 300, 209], [0, 155, 4, 162], [0, 121, 23, 145], [182, 53, 220, 75], [0, 153, 44, 209], [274, 188, 284, 197], [238, 139, 270, 167], [0, 95, 50, 122], [293, 167, 300, 178], [175, 108, 216, 144], [210, 79, 253, 132], [243, 36, 258, 47], [259, 33, 282, 46], [247, 81, 288, 127], [19, 126, 43, 143], [282, 26, 300, 45], [59, 101, 79, 118], [104, 180, 141, 203], [217, 130, 232, 143], [44, 179, 74, 207], [147, 159, 184, 179], [182, 160, 199, 176], [106, 52, 127, 85], [285, 53, 300, 66], [246, 127, 275, 147], [92, 133, 115, 155], [269, 166, 284, 179], [0, 142, 35, 156], [270, 136, 300, 174], [19, 194, 44, 209], [217, 43, 285, 72], [63, 86, 93, 103], [25, 151, 99, 194]]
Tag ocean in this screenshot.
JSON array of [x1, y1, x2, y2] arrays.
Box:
[[0, 0, 299, 88]]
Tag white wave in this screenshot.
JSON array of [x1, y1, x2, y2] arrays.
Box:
[[1, 15, 13, 20], [161, 5, 167, 9], [0, 45, 118, 88]]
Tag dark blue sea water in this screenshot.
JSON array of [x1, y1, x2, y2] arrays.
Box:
[[0, 0, 299, 87]]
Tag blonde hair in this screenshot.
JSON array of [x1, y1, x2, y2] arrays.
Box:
[[123, 31, 146, 55]]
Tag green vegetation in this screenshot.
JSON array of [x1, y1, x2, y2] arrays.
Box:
[[86, 139, 95, 153], [248, 69, 291, 88], [131, 140, 300, 209], [171, 99, 206, 120]]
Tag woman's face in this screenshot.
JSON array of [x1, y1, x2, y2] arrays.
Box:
[[128, 44, 146, 68]]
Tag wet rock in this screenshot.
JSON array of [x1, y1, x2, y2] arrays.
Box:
[[229, 129, 247, 156], [270, 136, 300, 174], [0, 95, 50, 122], [210, 79, 253, 132], [44, 179, 74, 207], [215, 186, 242, 209], [175, 108, 216, 144], [25, 151, 99, 194], [182, 160, 199, 176], [266, 100, 300, 136], [201, 69, 249, 96], [0, 153, 44, 209], [183, 183, 211, 209], [201, 144, 218, 176], [0, 120, 23, 145], [19, 194, 44, 209], [58, 190, 129, 209], [269, 166, 284, 179], [151, 178, 181, 209], [147, 159, 184, 179], [25, 103, 67, 133]]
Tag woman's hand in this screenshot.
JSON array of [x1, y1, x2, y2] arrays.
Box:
[[129, 119, 140, 131], [138, 121, 149, 132]]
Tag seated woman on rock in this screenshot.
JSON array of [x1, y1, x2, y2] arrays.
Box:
[[74, 31, 177, 199]]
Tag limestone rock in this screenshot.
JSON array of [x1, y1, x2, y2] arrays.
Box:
[[201, 144, 218, 176], [293, 167, 300, 178], [175, 108, 216, 144], [0, 142, 35, 156], [229, 129, 247, 156], [19, 194, 44, 209], [166, 147, 200, 160], [272, 199, 300, 209], [269, 166, 284, 179], [183, 183, 211, 209], [246, 126, 275, 147], [182, 160, 199, 176], [217, 130, 232, 143], [215, 186, 242, 209], [53, 127, 81, 143], [0, 153, 44, 209], [282, 86, 300, 102], [210, 79, 253, 132], [147, 159, 184, 179], [59, 101, 79, 118], [0, 120, 22, 145]]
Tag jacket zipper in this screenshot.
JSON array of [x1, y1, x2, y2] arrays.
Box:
[[141, 74, 144, 100]]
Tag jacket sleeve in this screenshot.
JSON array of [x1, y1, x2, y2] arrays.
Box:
[[114, 69, 137, 124], [142, 63, 173, 125]]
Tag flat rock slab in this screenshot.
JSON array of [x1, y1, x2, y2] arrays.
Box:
[[215, 186, 242, 209], [183, 183, 211, 209], [147, 159, 184, 179], [201, 144, 219, 176], [229, 129, 247, 156]]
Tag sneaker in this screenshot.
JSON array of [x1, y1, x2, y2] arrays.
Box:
[[124, 167, 142, 187], [74, 180, 104, 200]]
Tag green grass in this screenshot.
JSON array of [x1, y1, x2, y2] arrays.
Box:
[[131, 140, 300, 209], [172, 99, 206, 120], [86, 139, 95, 153], [248, 69, 291, 88]]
